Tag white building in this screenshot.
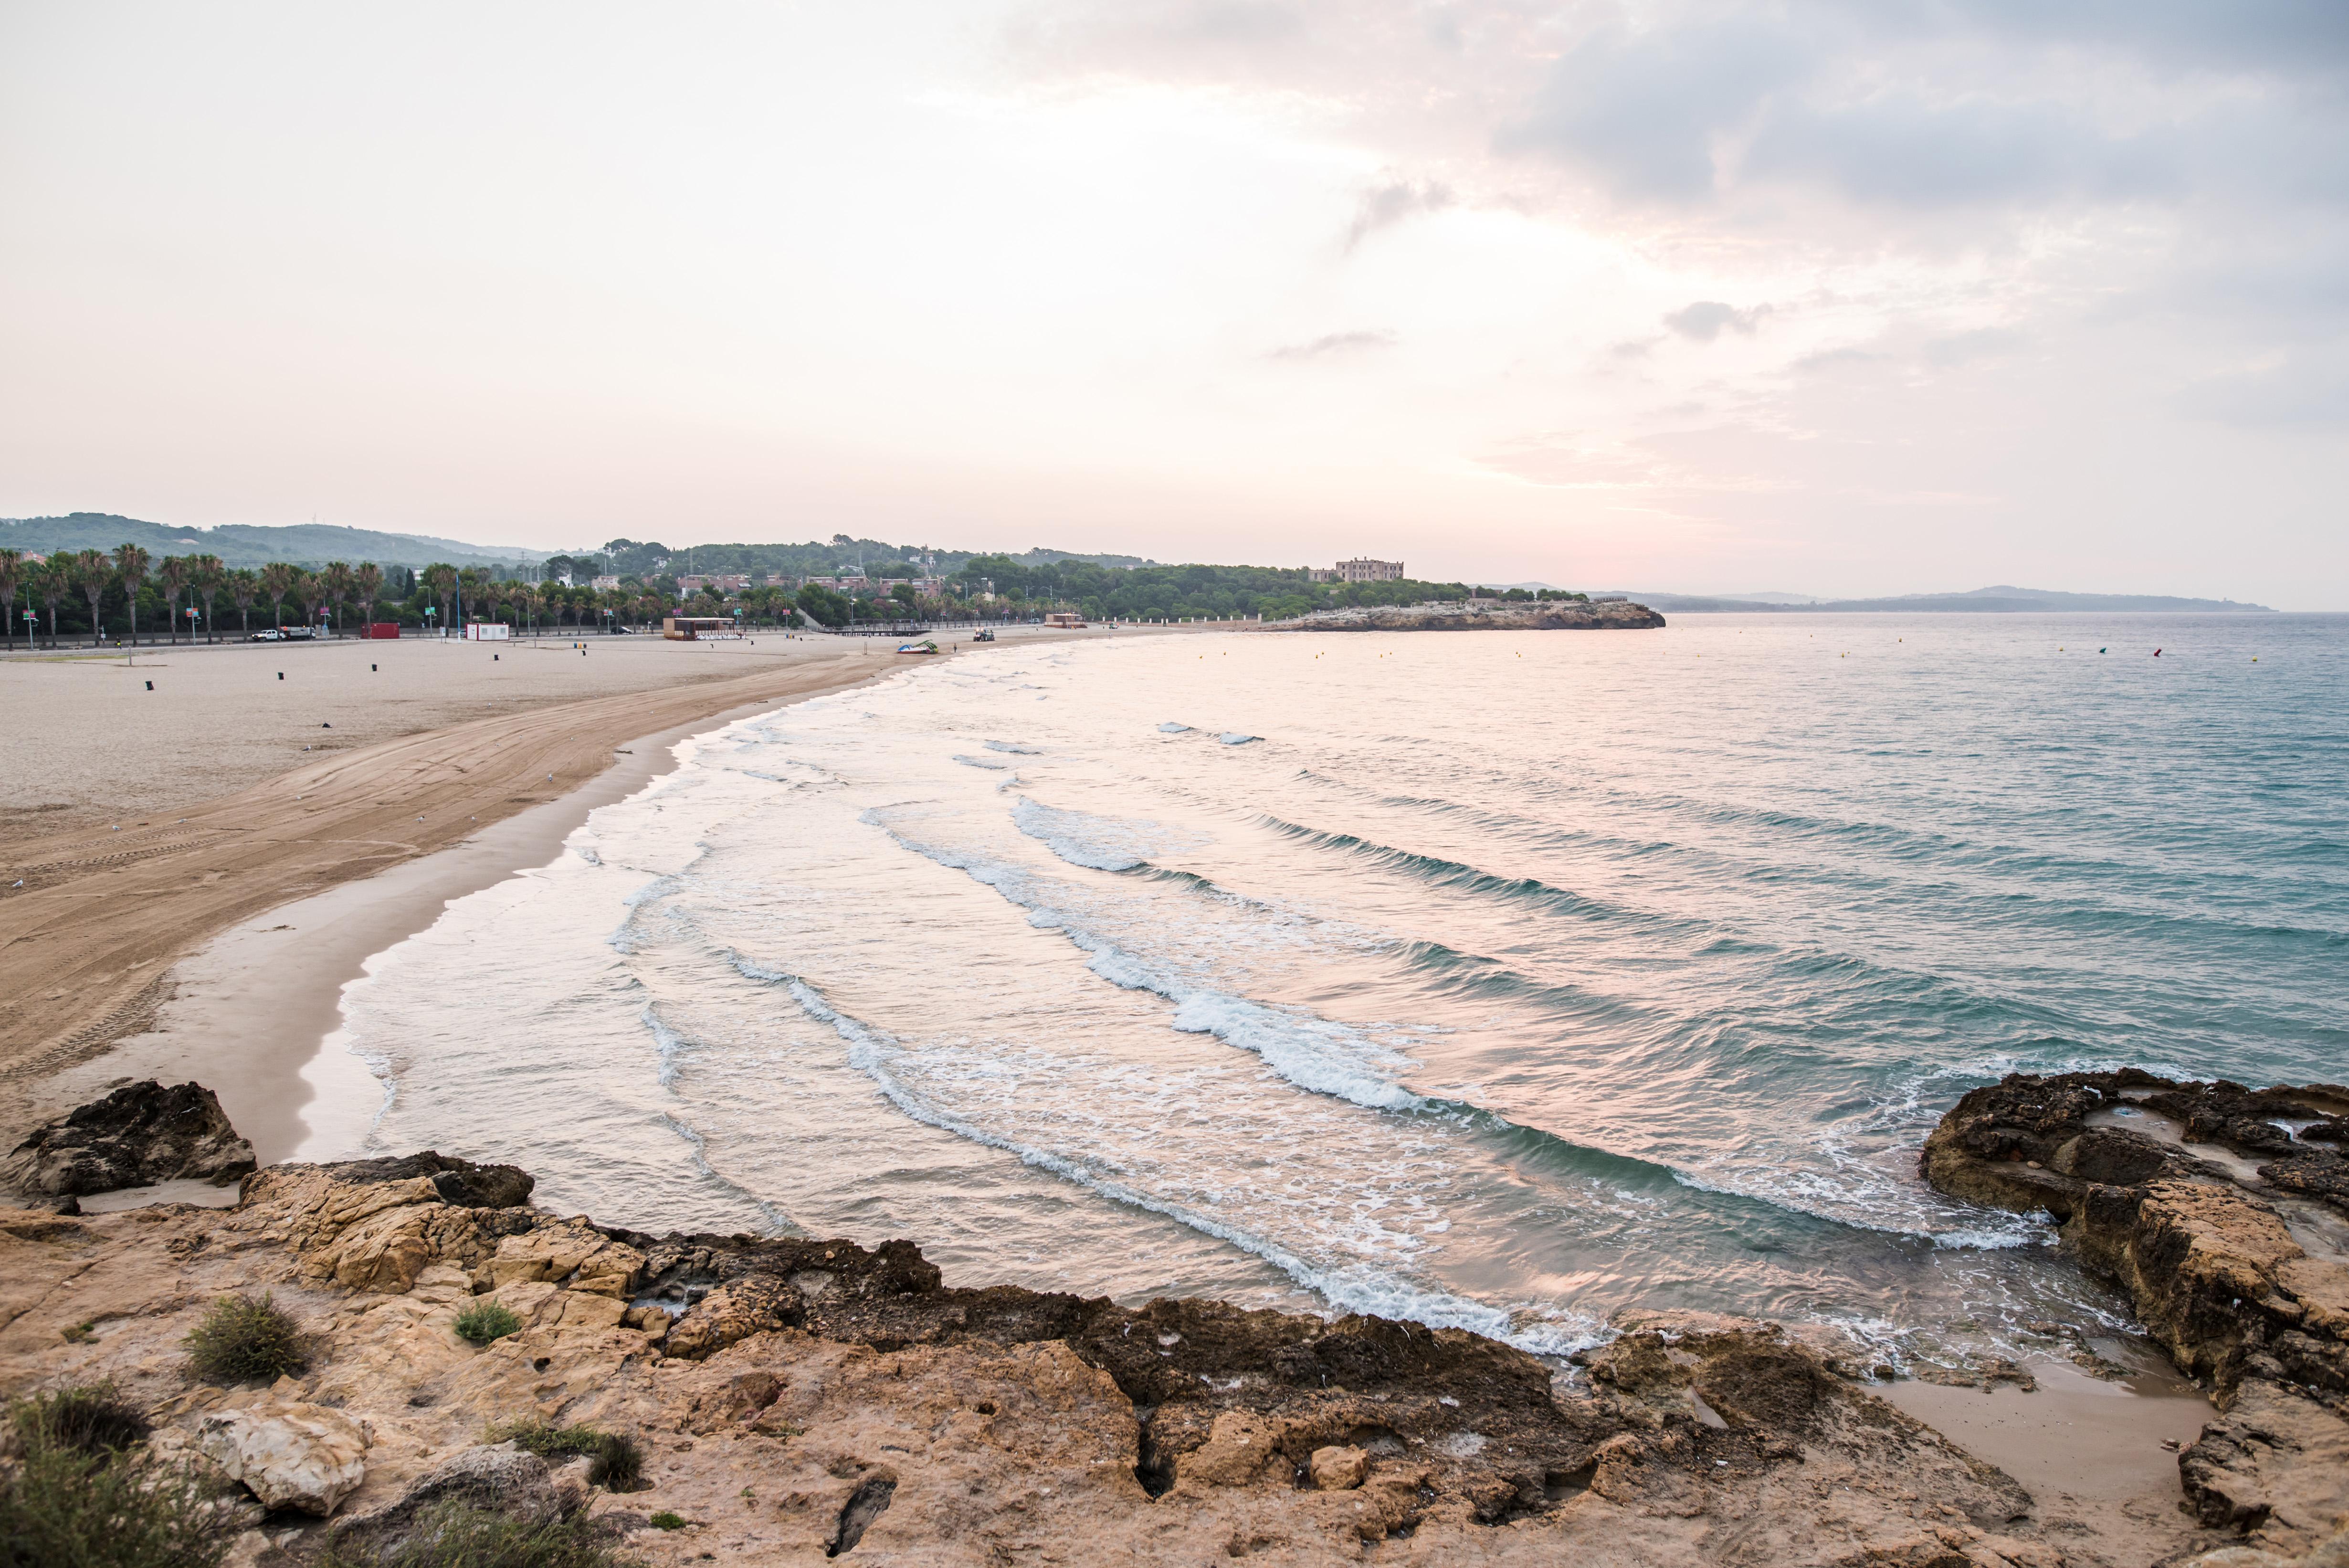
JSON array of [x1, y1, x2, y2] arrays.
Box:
[[1334, 558, 1404, 583]]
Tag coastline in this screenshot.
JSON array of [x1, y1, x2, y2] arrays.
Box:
[[1, 620, 2307, 1560], [0, 626, 1154, 1147], [36, 685, 841, 1165]]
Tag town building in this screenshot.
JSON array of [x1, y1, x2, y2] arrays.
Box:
[[1307, 559, 1406, 583], [591, 575, 621, 591], [675, 574, 751, 595]]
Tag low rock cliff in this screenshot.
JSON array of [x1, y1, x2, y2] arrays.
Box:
[[1920, 1071, 2349, 1563], [0, 1136, 2217, 1568]]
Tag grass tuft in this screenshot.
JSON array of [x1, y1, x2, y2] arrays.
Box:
[[0, 1414, 232, 1568], [646, 1513, 685, 1532], [61, 1320, 97, 1344], [182, 1293, 307, 1383], [453, 1302, 524, 1347], [319, 1501, 639, 1568], [9, 1382, 151, 1456], [488, 1421, 644, 1491]]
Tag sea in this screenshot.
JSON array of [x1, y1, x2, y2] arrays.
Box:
[[328, 612, 2349, 1371]]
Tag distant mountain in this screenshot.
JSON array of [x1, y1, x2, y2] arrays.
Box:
[[0, 513, 541, 571], [1612, 585, 2274, 613]]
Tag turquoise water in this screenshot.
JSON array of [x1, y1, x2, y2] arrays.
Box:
[[339, 612, 2349, 1367]]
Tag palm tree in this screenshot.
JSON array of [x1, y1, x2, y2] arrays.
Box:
[[321, 562, 357, 637], [0, 550, 21, 653], [72, 550, 112, 647], [259, 561, 301, 631], [356, 563, 383, 630], [191, 555, 226, 643], [422, 563, 458, 637], [228, 568, 259, 638], [31, 559, 67, 648], [114, 544, 152, 645], [297, 571, 329, 636], [156, 556, 190, 645], [457, 567, 486, 631]]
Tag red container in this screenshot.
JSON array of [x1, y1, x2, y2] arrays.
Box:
[[363, 622, 401, 639]]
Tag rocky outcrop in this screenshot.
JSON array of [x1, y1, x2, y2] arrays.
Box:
[[331, 1442, 565, 1551], [320, 1150, 536, 1210], [0, 1079, 255, 1197], [195, 1401, 371, 1515], [1921, 1070, 2349, 1560], [1274, 600, 1667, 631], [2, 1143, 2199, 1564]]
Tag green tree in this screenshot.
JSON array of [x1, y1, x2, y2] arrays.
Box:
[[32, 558, 68, 647], [258, 561, 300, 630], [296, 570, 328, 634], [190, 555, 226, 642], [71, 549, 113, 647], [114, 543, 152, 645], [795, 584, 848, 628], [421, 563, 458, 635], [0, 549, 21, 653], [156, 555, 191, 644], [227, 568, 258, 638], [320, 561, 357, 636], [356, 562, 383, 626]]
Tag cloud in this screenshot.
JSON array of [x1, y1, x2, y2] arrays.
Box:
[[1268, 330, 1397, 360], [1663, 302, 1770, 342], [2180, 353, 2349, 429], [1342, 177, 1453, 252]]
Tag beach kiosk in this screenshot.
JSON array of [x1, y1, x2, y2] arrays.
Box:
[[662, 615, 732, 641]]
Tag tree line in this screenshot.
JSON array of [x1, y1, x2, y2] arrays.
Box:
[[0, 542, 1591, 652], [0, 547, 675, 649]]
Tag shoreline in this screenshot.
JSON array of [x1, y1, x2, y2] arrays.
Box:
[[2, 625, 1162, 1141], [39, 684, 842, 1165]]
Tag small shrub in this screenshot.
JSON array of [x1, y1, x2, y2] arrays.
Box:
[[646, 1512, 685, 1531], [319, 1501, 637, 1568], [61, 1320, 97, 1344], [9, 1382, 151, 1456], [488, 1421, 643, 1491], [453, 1302, 523, 1347], [0, 1421, 232, 1568], [182, 1293, 307, 1383]]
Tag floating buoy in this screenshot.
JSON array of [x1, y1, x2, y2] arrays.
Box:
[[2154, 649, 2162, 657]]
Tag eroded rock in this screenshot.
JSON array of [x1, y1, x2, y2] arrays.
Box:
[[1921, 1070, 2349, 1562], [2, 1080, 255, 1197], [331, 1436, 564, 1549], [196, 1402, 371, 1515]]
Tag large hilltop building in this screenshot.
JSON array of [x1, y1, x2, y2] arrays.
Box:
[[1307, 558, 1405, 583]]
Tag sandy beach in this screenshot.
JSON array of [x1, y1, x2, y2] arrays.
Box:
[[0, 626, 1133, 1127]]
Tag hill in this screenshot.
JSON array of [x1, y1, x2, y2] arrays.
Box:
[[0, 514, 540, 572]]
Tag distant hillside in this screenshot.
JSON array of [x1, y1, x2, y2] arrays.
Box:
[[0, 513, 540, 571], [1618, 585, 2274, 613]]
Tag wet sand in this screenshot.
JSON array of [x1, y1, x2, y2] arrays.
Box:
[[0, 625, 1133, 1126]]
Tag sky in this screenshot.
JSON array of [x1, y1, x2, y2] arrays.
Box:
[[2, 2, 2345, 605]]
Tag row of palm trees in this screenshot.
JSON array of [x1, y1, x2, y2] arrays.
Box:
[[0, 546, 386, 651]]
